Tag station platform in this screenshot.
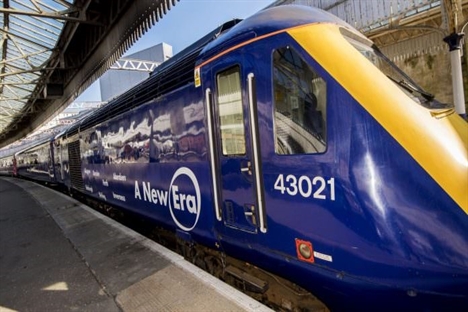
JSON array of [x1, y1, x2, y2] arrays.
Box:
[[0, 177, 273, 312]]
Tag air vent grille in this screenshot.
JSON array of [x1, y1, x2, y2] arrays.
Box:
[[68, 140, 84, 191]]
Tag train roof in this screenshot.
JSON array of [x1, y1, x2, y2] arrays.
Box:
[[197, 5, 355, 64], [15, 135, 54, 156]]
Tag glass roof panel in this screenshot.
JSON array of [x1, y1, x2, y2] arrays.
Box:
[[0, 0, 73, 134]]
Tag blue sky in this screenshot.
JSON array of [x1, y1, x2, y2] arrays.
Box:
[[78, 0, 276, 101]]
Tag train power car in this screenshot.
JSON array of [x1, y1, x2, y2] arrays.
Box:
[[11, 5, 468, 312]]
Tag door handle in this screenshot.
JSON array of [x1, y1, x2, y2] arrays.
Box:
[[240, 161, 252, 175], [244, 204, 257, 226]]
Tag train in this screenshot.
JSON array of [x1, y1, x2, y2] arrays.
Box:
[[1, 5, 467, 311]]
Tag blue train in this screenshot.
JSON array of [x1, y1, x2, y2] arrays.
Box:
[[4, 5, 467, 311]]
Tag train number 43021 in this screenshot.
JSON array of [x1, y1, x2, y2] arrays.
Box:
[[273, 174, 335, 201]]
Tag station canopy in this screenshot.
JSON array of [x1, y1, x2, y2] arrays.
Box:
[[0, 0, 179, 150], [0, 0, 72, 134]]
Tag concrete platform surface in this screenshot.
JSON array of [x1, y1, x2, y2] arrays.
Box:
[[0, 177, 273, 312]]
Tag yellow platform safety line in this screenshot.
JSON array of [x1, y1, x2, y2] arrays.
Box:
[[289, 24, 468, 214]]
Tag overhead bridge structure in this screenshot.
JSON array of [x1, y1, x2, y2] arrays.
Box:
[[0, 0, 179, 148]]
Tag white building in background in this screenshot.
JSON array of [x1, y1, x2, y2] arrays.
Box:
[[100, 42, 173, 101], [41, 101, 104, 130]]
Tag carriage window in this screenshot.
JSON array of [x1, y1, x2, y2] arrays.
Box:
[[216, 66, 246, 155], [273, 47, 327, 155]]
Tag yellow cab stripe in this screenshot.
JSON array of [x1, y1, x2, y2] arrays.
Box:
[[288, 24, 468, 214]]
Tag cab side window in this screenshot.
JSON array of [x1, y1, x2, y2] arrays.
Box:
[[273, 46, 327, 155]]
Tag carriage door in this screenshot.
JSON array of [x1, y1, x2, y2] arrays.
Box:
[[206, 65, 266, 234]]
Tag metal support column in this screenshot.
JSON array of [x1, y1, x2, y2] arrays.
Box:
[[444, 32, 466, 118]]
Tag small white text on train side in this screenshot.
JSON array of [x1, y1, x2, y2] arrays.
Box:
[[274, 174, 335, 201]]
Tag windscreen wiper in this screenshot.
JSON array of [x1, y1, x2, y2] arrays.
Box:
[[387, 75, 435, 102]]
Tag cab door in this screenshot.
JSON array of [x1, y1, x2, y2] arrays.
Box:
[[204, 60, 266, 234]]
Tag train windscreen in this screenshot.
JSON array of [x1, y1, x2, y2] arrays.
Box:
[[340, 28, 450, 110]]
